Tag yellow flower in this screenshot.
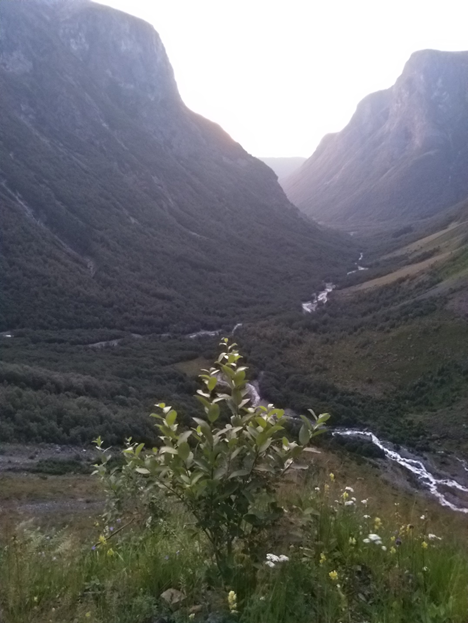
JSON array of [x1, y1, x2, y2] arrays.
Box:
[[85, 614, 91, 619], [329, 473, 335, 481], [422, 541, 428, 550], [342, 491, 349, 500], [390, 546, 397, 554], [107, 548, 115, 557], [324, 484, 330, 492], [329, 570, 338, 581], [98, 535, 107, 545], [374, 517, 382, 529], [320, 552, 327, 564], [228, 590, 237, 613], [349, 537, 356, 546], [390, 535, 396, 542]]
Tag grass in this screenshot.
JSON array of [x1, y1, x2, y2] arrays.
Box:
[[341, 252, 450, 293], [2, 455, 468, 623]]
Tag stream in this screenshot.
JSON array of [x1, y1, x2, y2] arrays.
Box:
[[5, 252, 468, 512]]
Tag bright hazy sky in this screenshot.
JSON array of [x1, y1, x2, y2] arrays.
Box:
[[96, 0, 468, 158]]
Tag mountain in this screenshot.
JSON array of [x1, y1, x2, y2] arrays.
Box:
[[0, 0, 354, 334], [284, 50, 468, 231], [259, 157, 306, 183]]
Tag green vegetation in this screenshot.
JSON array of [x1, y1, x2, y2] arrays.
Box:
[[2, 346, 468, 623]]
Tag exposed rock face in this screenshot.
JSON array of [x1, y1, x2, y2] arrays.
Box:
[[0, 0, 353, 332], [284, 50, 468, 230]]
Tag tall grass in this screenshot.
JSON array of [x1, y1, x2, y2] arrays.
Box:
[[1, 474, 467, 623]]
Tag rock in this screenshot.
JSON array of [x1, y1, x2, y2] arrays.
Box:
[[160, 588, 186, 607]]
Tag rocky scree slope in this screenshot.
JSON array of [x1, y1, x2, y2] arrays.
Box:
[[284, 50, 468, 231], [0, 0, 354, 333]]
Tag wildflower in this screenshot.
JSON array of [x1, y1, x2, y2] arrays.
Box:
[[91, 545, 96, 551], [109, 526, 114, 532], [342, 491, 349, 500], [349, 537, 356, 546], [368, 533, 382, 543], [423, 566, 428, 572], [98, 535, 106, 545], [107, 548, 115, 557], [265, 560, 276, 568], [314, 486, 320, 491], [361, 499, 368, 505], [428, 533, 441, 541], [363, 538, 370, 543], [363, 514, 371, 519], [85, 614, 91, 619], [228, 590, 238, 613], [329, 570, 339, 581], [266, 553, 280, 563], [422, 541, 428, 550], [390, 546, 397, 554], [344, 500, 355, 506], [320, 552, 327, 564], [324, 484, 329, 492], [345, 486, 354, 492], [374, 517, 382, 529], [189, 615, 195, 621], [329, 473, 335, 481], [420, 515, 426, 520], [381, 546, 387, 552], [395, 537, 402, 546], [34, 596, 38, 603], [278, 555, 289, 562]]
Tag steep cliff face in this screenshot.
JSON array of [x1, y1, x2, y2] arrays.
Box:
[[0, 0, 353, 332], [284, 50, 468, 230]]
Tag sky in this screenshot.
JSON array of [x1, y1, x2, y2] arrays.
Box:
[[96, 0, 468, 158]]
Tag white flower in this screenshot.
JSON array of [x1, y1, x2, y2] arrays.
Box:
[[344, 500, 355, 506], [361, 499, 368, 505], [278, 555, 289, 562], [363, 538, 370, 543], [363, 514, 371, 519], [420, 515, 426, 520], [265, 560, 276, 568], [427, 533, 441, 540], [345, 486, 354, 492], [266, 554, 280, 562], [314, 487, 320, 491], [381, 546, 387, 552], [367, 534, 382, 544]]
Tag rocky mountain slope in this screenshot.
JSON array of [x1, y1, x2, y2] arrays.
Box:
[[284, 50, 468, 231], [0, 0, 353, 334]]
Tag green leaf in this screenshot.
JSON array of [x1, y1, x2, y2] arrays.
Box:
[[178, 441, 190, 461], [299, 424, 310, 446], [208, 403, 220, 423], [135, 467, 150, 475], [207, 376, 217, 392], [166, 410, 177, 426]]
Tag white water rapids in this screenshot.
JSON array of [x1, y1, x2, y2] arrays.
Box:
[[245, 384, 468, 513]]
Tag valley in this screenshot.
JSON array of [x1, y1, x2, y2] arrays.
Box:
[[2, 2, 468, 621]]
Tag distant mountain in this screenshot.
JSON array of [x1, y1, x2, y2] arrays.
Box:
[[0, 0, 354, 333], [284, 50, 468, 231], [260, 157, 306, 182]]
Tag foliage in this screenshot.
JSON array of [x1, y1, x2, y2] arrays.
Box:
[[2, 470, 468, 623], [94, 340, 329, 580]]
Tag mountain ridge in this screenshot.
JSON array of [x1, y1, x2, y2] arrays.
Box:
[[0, 0, 354, 333], [284, 49, 468, 230]]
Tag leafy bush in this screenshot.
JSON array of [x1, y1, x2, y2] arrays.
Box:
[[95, 340, 329, 581]]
